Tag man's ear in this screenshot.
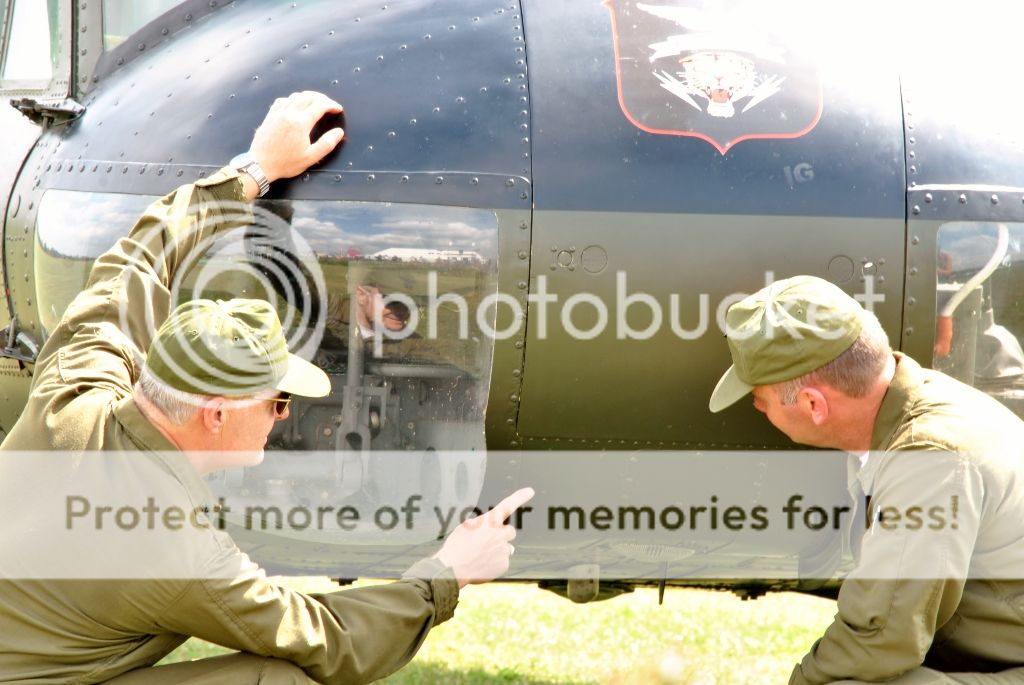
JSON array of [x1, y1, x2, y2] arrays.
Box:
[[797, 387, 829, 426], [200, 397, 228, 434]]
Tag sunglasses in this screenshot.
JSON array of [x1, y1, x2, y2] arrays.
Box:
[[256, 392, 292, 417]]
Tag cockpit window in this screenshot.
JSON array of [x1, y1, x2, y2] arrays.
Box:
[[102, 0, 182, 51], [1, 0, 58, 83]]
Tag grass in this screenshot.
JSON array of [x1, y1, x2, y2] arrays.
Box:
[[160, 580, 837, 684]]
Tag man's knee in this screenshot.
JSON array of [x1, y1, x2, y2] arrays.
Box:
[[259, 657, 315, 685]]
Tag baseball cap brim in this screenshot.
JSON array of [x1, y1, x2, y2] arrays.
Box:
[[275, 353, 331, 398], [708, 364, 754, 413]]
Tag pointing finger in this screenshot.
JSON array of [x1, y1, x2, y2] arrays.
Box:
[[487, 487, 535, 524]]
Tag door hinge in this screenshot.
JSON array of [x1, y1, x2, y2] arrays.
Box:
[[12, 97, 86, 126], [0, 316, 39, 364]]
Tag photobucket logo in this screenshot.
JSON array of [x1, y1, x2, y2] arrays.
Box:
[[116, 199, 327, 396], [370, 271, 884, 347]]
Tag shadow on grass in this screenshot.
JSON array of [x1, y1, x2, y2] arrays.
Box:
[[379, 661, 592, 685], [162, 644, 593, 685]]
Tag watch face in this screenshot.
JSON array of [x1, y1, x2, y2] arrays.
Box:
[[230, 152, 253, 169]]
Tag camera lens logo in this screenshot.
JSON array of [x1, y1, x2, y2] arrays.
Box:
[[117, 200, 327, 397]]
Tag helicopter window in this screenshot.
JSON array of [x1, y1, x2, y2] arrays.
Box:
[[1, 0, 57, 83], [934, 222, 1024, 416], [102, 0, 182, 51], [36, 191, 502, 383]]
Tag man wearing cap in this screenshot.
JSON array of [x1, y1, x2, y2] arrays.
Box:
[[710, 275, 1024, 684], [0, 91, 532, 684]]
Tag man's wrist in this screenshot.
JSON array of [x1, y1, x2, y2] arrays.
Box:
[[229, 152, 271, 198]]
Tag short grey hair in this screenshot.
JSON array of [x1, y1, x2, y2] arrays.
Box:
[[775, 311, 892, 404], [134, 366, 207, 425]]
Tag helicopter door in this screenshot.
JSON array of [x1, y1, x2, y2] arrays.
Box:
[[515, 0, 907, 448]]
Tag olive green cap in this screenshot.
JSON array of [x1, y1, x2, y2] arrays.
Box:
[[709, 276, 864, 413], [146, 299, 330, 398]]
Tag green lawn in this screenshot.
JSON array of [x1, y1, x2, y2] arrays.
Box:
[[161, 580, 837, 684]]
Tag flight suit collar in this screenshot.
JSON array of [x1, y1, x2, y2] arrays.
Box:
[[870, 351, 920, 452], [112, 397, 215, 507]]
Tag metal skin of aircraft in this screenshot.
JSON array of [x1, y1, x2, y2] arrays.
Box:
[[1, 0, 1024, 602]]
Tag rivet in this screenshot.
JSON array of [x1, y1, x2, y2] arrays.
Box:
[[138, 43, 146, 51], [520, 192, 528, 200], [959, 194, 967, 204], [400, 44, 407, 50], [912, 205, 920, 215], [433, 106, 440, 113], [353, 67, 361, 73], [518, 251, 527, 259], [480, 86, 488, 93], [455, 96, 465, 103], [176, 170, 184, 177], [331, 79, 339, 85], [329, 30, 335, 36], [252, 75, 259, 81], [469, 177, 479, 185], [506, 418, 515, 425], [185, 13, 193, 21], [503, 77, 512, 85], [303, 44, 310, 50], [117, 57, 125, 65], [387, 131, 397, 140], [448, 25, 455, 30], [991, 194, 999, 205], [409, 118, 417, 125], [909, 165, 916, 173], [911, 235, 920, 245], [367, 174, 376, 183], [229, 93, 235, 99], [908, 297, 917, 306], [107, 165, 113, 173], [509, 394, 519, 403], [520, 221, 528, 229], [277, 59, 283, 64], [91, 164, 98, 172], [161, 27, 169, 35], [334, 174, 342, 182], [909, 151, 915, 159], [79, 164, 85, 172], [517, 281, 527, 289], [26, 299, 31, 307], [904, 327, 914, 336], [435, 176, 444, 184], [514, 341, 524, 349], [908, 137, 915, 145], [157, 168, 164, 176], [909, 267, 919, 276], [924, 193, 933, 203], [512, 369, 522, 377], [506, 178, 515, 187], [424, 33, 431, 39]]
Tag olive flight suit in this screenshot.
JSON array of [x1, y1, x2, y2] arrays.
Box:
[[791, 354, 1024, 684], [0, 169, 458, 684]]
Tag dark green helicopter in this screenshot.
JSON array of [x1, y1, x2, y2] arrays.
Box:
[[1, 0, 1022, 601]]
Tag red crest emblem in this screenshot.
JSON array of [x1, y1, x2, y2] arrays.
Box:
[[604, 0, 823, 154]]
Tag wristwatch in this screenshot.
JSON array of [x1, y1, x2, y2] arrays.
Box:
[[229, 152, 270, 197]]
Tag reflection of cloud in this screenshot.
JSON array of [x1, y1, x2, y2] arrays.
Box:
[[37, 192, 155, 258], [940, 224, 1022, 272], [291, 202, 498, 259]]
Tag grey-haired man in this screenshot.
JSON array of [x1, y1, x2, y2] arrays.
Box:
[[711, 275, 1024, 685], [0, 91, 532, 684]]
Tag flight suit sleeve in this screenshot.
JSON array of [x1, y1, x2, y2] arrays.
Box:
[[155, 551, 459, 685], [16, 170, 249, 421], [789, 449, 982, 685]]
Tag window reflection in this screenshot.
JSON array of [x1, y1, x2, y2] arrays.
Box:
[[2, 0, 58, 82], [935, 222, 1024, 416]]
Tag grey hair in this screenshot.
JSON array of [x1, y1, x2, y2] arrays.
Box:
[[133, 366, 207, 425], [775, 311, 892, 405]]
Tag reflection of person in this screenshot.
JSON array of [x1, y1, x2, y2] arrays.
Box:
[[710, 275, 1024, 685], [0, 91, 532, 684]]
